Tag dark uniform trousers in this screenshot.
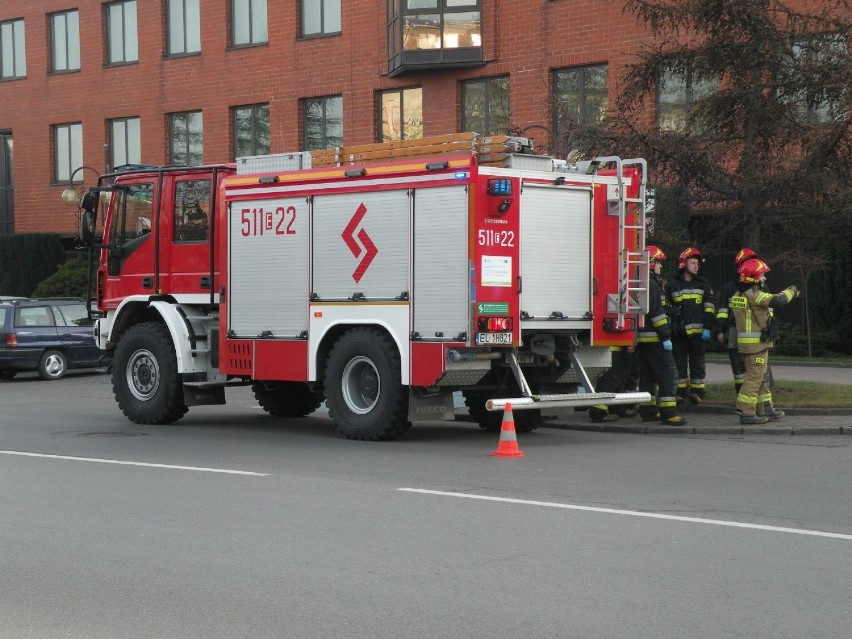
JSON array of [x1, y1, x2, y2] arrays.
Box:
[[637, 343, 679, 421], [672, 333, 707, 400]]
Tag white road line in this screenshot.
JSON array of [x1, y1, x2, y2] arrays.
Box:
[[399, 488, 852, 541], [0, 450, 268, 476]]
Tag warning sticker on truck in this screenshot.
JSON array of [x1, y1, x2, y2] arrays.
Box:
[[481, 255, 512, 287]]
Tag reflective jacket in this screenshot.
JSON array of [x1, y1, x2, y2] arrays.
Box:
[[669, 272, 715, 336], [730, 285, 797, 354], [637, 275, 671, 344]]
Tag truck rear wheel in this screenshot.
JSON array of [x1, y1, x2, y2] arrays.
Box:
[[112, 322, 188, 425], [324, 327, 410, 440], [252, 381, 323, 417]]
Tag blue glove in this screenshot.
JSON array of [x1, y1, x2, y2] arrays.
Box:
[[662, 339, 673, 351], [702, 328, 712, 341]]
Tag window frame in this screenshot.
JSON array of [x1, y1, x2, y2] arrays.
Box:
[[377, 87, 423, 142], [166, 0, 201, 57], [109, 116, 141, 170], [105, 0, 139, 65], [656, 69, 717, 131], [50, 10, 80, 74], [302, 95, 343, 151], [387, 0, 483, 76], [232, 104, 271, 159], [552, 64, 609, 141], [0, 18, 27, 80], [231, 0, 268, 48], [168, 111, 204, 166], [53, 122, 83, 184], [301, 0, 342, 39], [461, 75, 509, 136]]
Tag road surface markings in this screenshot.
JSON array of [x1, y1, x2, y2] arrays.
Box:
[[0, 450, 268, 476], [399, 488, 852, 541]]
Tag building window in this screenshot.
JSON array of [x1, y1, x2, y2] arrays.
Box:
[[106, 1, 138, 64], [552, 64, 608, 140], [232, 0, 268, 47], [167, 0, 201, 56], [387, 0, 483, 76], [302, 0, 341, 37], [461, 76, 509, 136], [0, 19, 27, 80], [784, 34, 846, 125], [233, 104, 270, 158], [50, 10, 80, 73], [54, 123, 83, 184], [110, 117, 141, 169], [657, 70, 717, 131], [303, 96, 343, 151], [169, 111, 203, 166], [378, 87, 423, 142]]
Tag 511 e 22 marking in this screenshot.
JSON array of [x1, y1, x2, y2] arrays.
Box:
[[240, 206, 297, 237]]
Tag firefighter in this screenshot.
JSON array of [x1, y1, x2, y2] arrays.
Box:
[[636, 246, 686, 425], [589, 344, 638, 423], [668, 247, 715, 404], [730, 258, 800, 424], [715, 248, 758, 396]]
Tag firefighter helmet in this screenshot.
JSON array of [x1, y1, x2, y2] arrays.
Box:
[[647, 245, 666, 264], [735, 247, 757, 266], [678, 247, 703, 269], [738, 258, 770, 285]]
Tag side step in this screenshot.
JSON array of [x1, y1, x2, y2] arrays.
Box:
[[486, 391, 651, 412]]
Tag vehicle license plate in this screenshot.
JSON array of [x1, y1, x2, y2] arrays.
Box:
[[475, 332, 512, 345]]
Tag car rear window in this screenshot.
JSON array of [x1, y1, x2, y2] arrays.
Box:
[[15, 306, 55, 328]]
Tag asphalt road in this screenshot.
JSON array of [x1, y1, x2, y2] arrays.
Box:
[[2, 372, 851, 638]]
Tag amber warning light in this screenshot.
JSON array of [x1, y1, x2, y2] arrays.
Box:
[[478, 316, 513, 332]]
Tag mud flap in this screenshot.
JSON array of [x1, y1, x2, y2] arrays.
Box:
[[408, 388, 455, 422], [183, 384, 226, 407]]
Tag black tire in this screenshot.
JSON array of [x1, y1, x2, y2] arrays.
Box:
[[0, 370, 17, 380], [252, 381, 324, 417], [324, 327, 410, 440], [112, 322, 188, 425], [38, 350, 68, 380], [463, 390, 541, 434]]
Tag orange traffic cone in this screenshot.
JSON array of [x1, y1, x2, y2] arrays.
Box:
[[491, 403, 525, 457]]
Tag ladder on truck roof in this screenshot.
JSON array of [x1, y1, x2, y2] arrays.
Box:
[[596, 156, 649, 331]]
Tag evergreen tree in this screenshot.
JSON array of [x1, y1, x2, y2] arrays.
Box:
[[559, 0, 851, 259]]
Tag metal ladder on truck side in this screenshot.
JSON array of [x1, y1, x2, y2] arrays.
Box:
[[596, 156, 649, 330]]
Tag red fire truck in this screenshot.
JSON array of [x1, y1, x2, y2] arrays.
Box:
[[77, 135, 650, 440]]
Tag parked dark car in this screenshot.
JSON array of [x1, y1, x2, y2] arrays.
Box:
[[0, 298, 100, 380]]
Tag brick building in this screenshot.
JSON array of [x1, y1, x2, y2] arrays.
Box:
[[0, 0, 656, 241]]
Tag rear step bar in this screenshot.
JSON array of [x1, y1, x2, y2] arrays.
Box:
[[486, 348, 651, 412]]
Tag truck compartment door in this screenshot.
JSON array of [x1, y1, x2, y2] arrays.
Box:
[[520, 184, 592, 327], [312, 190, 409, 300], [228, 197, 309, 337], [413, 185, 468, 339]]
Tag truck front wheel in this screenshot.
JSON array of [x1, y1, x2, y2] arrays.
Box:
[[112, 322, 188, 425], [324, 328, 410, 440]]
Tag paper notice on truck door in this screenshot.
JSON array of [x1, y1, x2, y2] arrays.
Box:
[[481, 255, 512, 287]]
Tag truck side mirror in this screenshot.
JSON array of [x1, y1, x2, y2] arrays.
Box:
[[79, 210, 95, 244]]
